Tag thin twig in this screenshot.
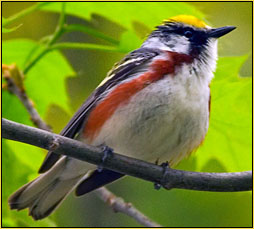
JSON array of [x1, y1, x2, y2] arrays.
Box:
[[23, 47, 51, 75], [63, 24, 119, 45], [50, 42, 120, 52], [23, 2, 66, 74], [3, 2, 50, 27], [95, 187, 161, 227], [2, 65, 50, 131], [2, 118, 252, 192]]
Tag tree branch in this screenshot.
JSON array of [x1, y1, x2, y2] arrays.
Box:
[[2, 118, 252, 192], [95, 187, 161, 227]]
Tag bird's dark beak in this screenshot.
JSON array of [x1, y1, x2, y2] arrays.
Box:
[[208, 26, 236, 38]]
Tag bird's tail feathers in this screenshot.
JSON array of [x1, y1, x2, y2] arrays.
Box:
[[8, 159, 84, 220]]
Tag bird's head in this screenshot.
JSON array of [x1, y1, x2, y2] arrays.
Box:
[[143, 15, 236, 60]]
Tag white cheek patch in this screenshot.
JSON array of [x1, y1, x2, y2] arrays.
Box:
[[167, 35, 190, 54], [142, 37, 172, 51], [142, 35, 190, 54]]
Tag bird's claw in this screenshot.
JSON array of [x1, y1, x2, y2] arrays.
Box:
[[97, 145, 114, 172], [154, 161, 170, 190]]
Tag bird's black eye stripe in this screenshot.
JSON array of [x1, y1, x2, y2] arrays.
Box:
[[161, 25, 195, 38]]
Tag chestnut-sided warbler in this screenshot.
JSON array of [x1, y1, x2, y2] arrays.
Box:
[[9, 15, 235, 220]]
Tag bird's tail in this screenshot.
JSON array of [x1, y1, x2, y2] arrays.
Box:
[[8, 158, 84, 220]]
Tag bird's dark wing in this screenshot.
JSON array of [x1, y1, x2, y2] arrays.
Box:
[[38, 48, 160, 174], [38, 93, 98, 173], [95, 47, 160, 96], [75, 169, 124, 196]]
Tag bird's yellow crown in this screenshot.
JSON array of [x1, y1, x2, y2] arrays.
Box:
[[164, 15, 207, 28]]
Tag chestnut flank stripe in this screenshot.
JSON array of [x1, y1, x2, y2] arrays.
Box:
[[84, 52, 193, 141]]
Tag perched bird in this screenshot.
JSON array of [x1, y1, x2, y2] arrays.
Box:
[[9, 15, 236, 220]]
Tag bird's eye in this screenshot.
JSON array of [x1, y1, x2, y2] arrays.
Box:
[[184, 30, 193, 38]]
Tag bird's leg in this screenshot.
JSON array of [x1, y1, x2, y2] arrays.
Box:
[[97, 145, 114, 172], [154, 161, 170, 190]]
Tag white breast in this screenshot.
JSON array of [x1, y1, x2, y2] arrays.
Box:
[[90, 62, 211, 166]]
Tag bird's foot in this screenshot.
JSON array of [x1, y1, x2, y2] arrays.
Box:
[[154, 161, 170, 190], [97, 145, 114, 172]]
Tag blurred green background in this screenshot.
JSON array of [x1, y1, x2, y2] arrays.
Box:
[[2, 2, 252, 227]]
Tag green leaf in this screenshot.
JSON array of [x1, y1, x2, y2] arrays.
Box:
[[118, 31, 143, 53], [2, 39, 75, 117], [3, 39, 38, 69], [214, 55, 249, 82], [123, 177, 252, 227], [41, 2, 204, 31], [2, 90, 46, 179], [2, 90, 33, 125], [192, 56, 252, 172]]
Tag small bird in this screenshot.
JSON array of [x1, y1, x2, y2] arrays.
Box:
[[9, 15, 236, 220]]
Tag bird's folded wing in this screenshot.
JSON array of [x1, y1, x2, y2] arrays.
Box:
[[38, 48, 160, 174]]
